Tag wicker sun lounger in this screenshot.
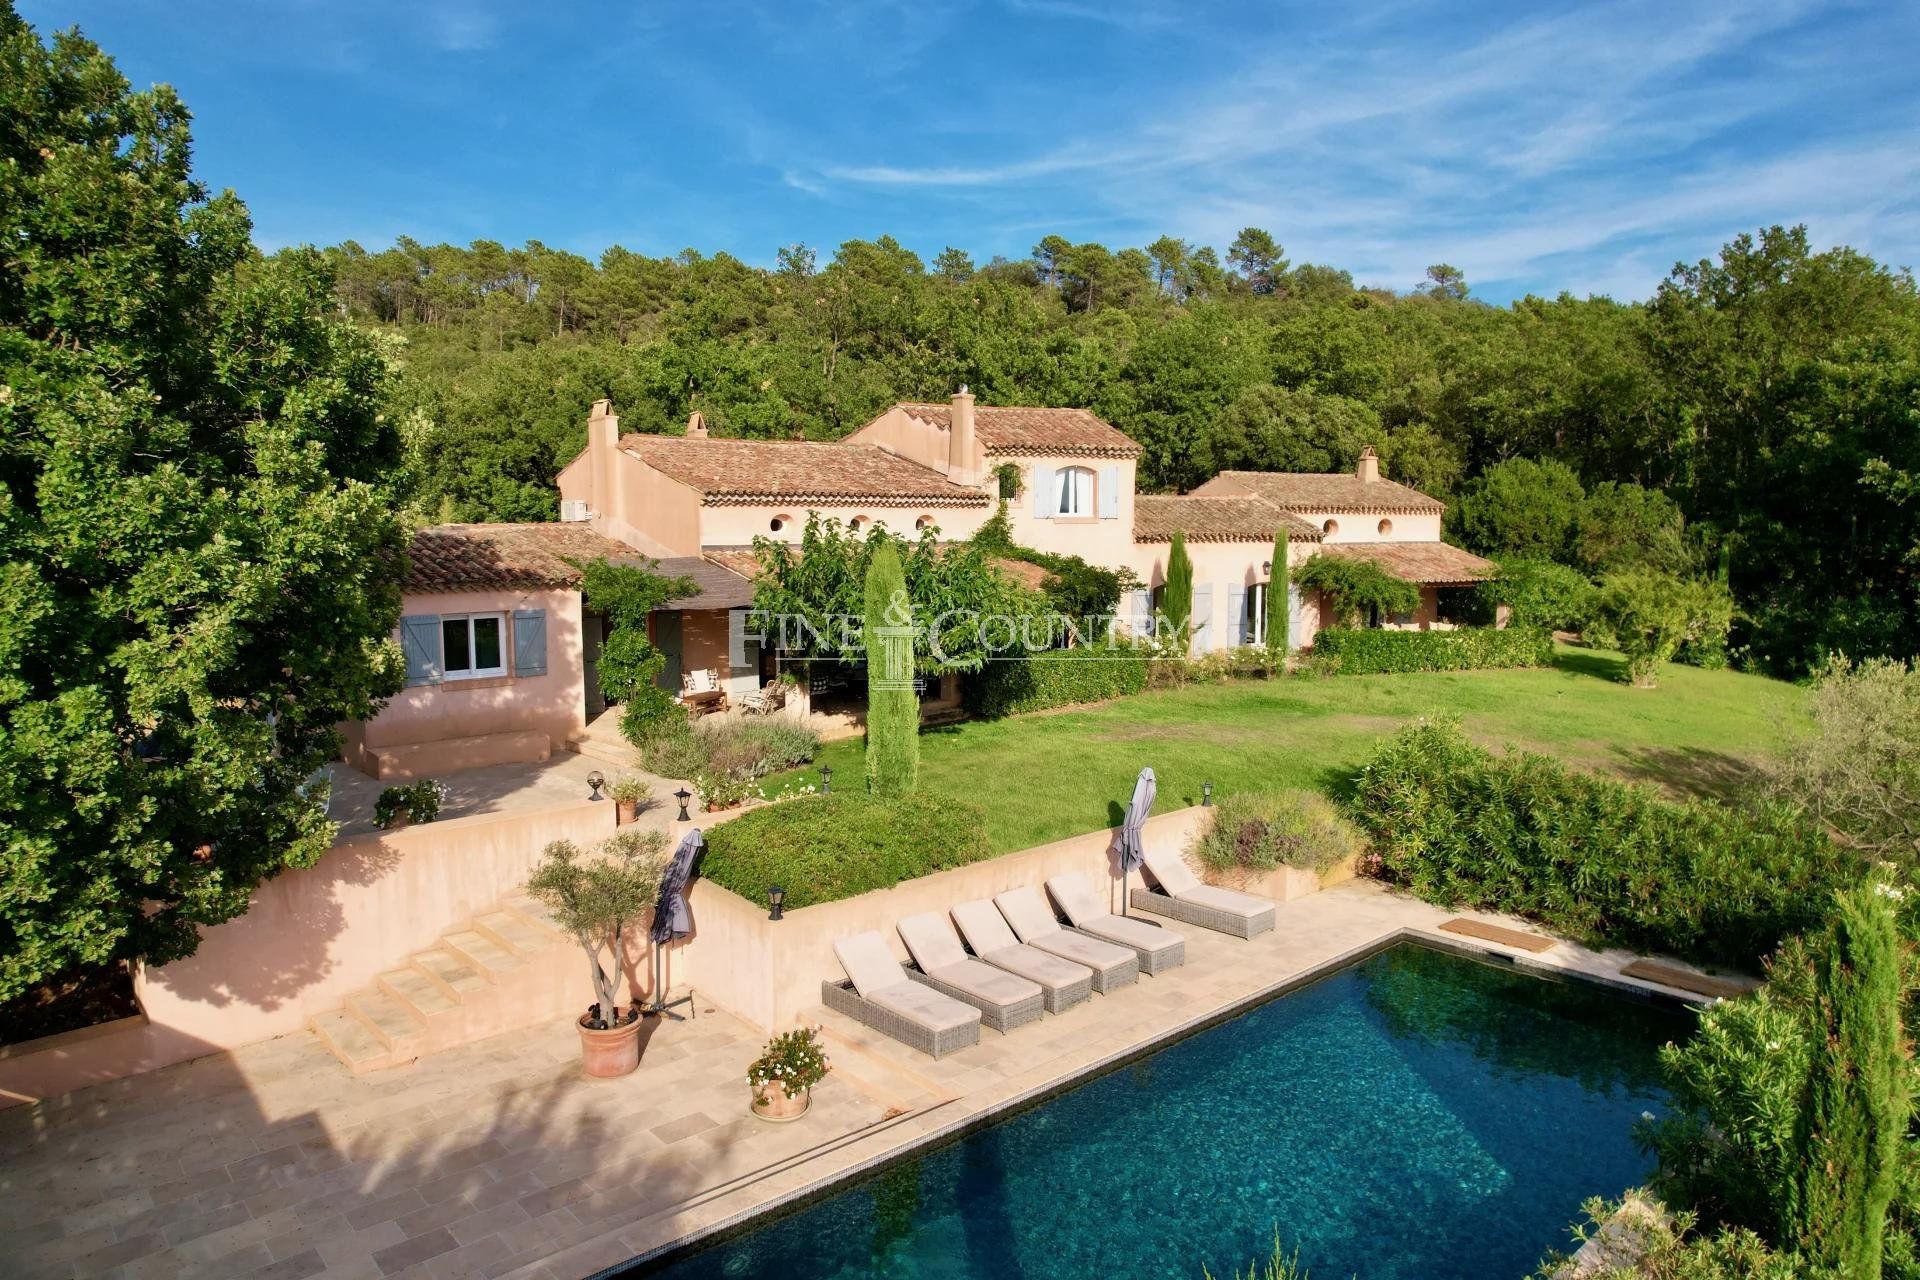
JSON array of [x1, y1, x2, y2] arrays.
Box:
[[991, 888, 1140, 992], [1132, 848, 1277, 939], [896, 914, 1045, 1033], [823, 932, 980, 1059], [947, 901, 1094, 1014], [1046, 873, 1186, 975]]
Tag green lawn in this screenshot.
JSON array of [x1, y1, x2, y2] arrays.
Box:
[[770, 646, 1807, 855]]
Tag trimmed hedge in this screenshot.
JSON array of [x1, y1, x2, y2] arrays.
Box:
[[1350, 719, 1854, 968], [700, 792, 991, 911], [964, 647, 1149, 717], [1313, 626, 1554, 674]]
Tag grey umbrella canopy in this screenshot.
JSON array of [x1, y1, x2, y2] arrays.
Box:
[[1118, 767, 1156, 916], [651, 827, 704, 945]]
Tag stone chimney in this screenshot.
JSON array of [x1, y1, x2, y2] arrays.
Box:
[[1357, 445, 1380, 485], [948, 385, 978, 483], [685, 411, 709, 439], [588, 399, 619, 517]]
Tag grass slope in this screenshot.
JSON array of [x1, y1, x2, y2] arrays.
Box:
[[770, 646, 1805, 856]]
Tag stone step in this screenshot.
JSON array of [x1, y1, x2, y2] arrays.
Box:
[[412, 945, 488, 1000], [313, 1009, 394, 1073], [377, 964, 459, 1020], [443, 928, 525, 982], [566, 737, 642, 768], [346, 989, 427, 1054], [473, 909, 559, 955], [499, 892, 566, 936]]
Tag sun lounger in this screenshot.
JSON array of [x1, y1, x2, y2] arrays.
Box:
[[1132, 848, 1277, 939], [896, 914, 1045, 1033], [1045, 873, 1185, 974], [948, 900, 1094, 1014], [821, 931, 980, 1058], [991, 888, 1140, 992]]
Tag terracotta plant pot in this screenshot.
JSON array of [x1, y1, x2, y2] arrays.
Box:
[[751, 1082, 810, 1122], [577, 1008, 642, 1078], [615, 800, 639, 825]]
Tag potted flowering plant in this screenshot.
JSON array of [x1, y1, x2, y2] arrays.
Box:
[[527, 830, 667, 1078], [748, 1025, 828, 1121], [607, 774, 652, 825]]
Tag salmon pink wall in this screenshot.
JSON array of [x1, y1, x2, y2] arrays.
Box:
[[357, 587, 585, 759], [697, 501, 993, 547]]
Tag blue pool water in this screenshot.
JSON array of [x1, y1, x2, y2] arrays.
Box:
[[633, 943, 1691, 1280]]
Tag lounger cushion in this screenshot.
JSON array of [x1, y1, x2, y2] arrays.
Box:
[[926, 958, 1043, 1005], [1030, 928, 1137, 972], [1045, 873, 1117, 926], [1179, 883, 1273, 919], [1079, 912, 1183, 954], [867, 980, 979, 1034], [1142, 848, 1203, 896], [994, 888, 1065, 942], [897, 912, 970, 972], [951, 899, 1022, 954], [835, 932, 909, 999], [980, 944, 1093, 990]]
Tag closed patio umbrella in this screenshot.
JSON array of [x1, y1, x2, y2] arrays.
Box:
[[648, 827, 703, 1019], [1118, 767, 1155, 918]]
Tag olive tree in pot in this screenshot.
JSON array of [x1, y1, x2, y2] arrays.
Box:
[[527, 830, 667, 1078]]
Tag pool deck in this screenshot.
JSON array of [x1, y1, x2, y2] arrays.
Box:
[[0, 882, 1744, 1280]]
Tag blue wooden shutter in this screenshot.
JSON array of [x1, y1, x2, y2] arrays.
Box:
[[512, 608, 547, 676], [1191, 583, 1213, 652], [400, 615, 442, 686], [1226, 583, 1245, 646], [1098, 466, 1120, 518], [1032, 467, 1055, 519]]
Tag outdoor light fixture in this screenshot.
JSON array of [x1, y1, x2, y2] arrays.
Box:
[[674, 787, 693, 822], [1261, 561, 1272, 577], [1203, 781, 1214, 807], [821, 765, 833, 794], [768, 886, 786, 921], [585, 770, 606, 801]]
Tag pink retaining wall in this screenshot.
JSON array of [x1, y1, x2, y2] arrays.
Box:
[[0, 799, 616, 1108]]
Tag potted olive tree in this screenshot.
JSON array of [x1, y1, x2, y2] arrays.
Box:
[[527, 830, 667, 1078]]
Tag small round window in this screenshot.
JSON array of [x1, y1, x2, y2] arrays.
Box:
[[769, 515, 791, 533], [1322, 518, 1339, 535], [850, 516, 869, 533], [1377, 518, 1393, 536], [915, 514, 934, 531]]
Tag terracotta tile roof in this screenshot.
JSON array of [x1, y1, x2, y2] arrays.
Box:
[[1132, 495, 1323, 544], [1318, 540, 1497, 585], [649, 557, 757, 610], [896, 403, 1141, 458], [621, 434, 990, 507], [1194, 470, 1444, 513], [403, 523, 638, 591]]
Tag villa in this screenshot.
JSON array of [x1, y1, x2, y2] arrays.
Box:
[[344, 392, 1494, 778]]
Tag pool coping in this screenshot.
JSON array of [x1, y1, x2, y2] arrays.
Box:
[[591, 926, 1704, 1277]]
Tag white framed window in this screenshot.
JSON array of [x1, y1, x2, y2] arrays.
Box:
[[441, 613, 507, 679], [1242, 583, 1267, 645], [1055, 466, 1094, 516]]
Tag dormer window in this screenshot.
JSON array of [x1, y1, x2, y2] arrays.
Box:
[[1056, 467, 1094, 517]]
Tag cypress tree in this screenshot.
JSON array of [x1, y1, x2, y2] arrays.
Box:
[[863, 540, 919, 796], [1265, 530, 1290, 662], [1161, 529, 1194, 652], [1791, 883, 1909, 1277]]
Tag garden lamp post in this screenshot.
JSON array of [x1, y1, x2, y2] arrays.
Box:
[[768, 886, 785, 921], [1203, 781, 1213, 807], [674, 787, 693, 822], [586, 770, 605, 801], [821, 765, 832, 794]]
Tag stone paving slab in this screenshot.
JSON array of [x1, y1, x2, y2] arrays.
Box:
[[0, 882, 1728, 1280]]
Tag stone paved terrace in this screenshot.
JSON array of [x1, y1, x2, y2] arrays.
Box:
[[0, 883, 1737, 1280], [325, 757, 682, 842]]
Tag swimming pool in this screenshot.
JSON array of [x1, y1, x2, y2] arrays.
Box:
[[627, 942, 1692, 1280]]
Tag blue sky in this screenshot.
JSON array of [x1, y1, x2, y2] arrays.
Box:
[[25, 0, 1920, 303]]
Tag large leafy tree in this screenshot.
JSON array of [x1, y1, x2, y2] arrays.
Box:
[[0, 7, 410, 997]]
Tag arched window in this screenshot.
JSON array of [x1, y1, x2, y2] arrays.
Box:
[[1322, 518, 1339, 535], [915, 514, 935, 531], [770, 514, 794, 533], [1055, 466, 1094, 517], [1377, 518, 1393, 536]]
